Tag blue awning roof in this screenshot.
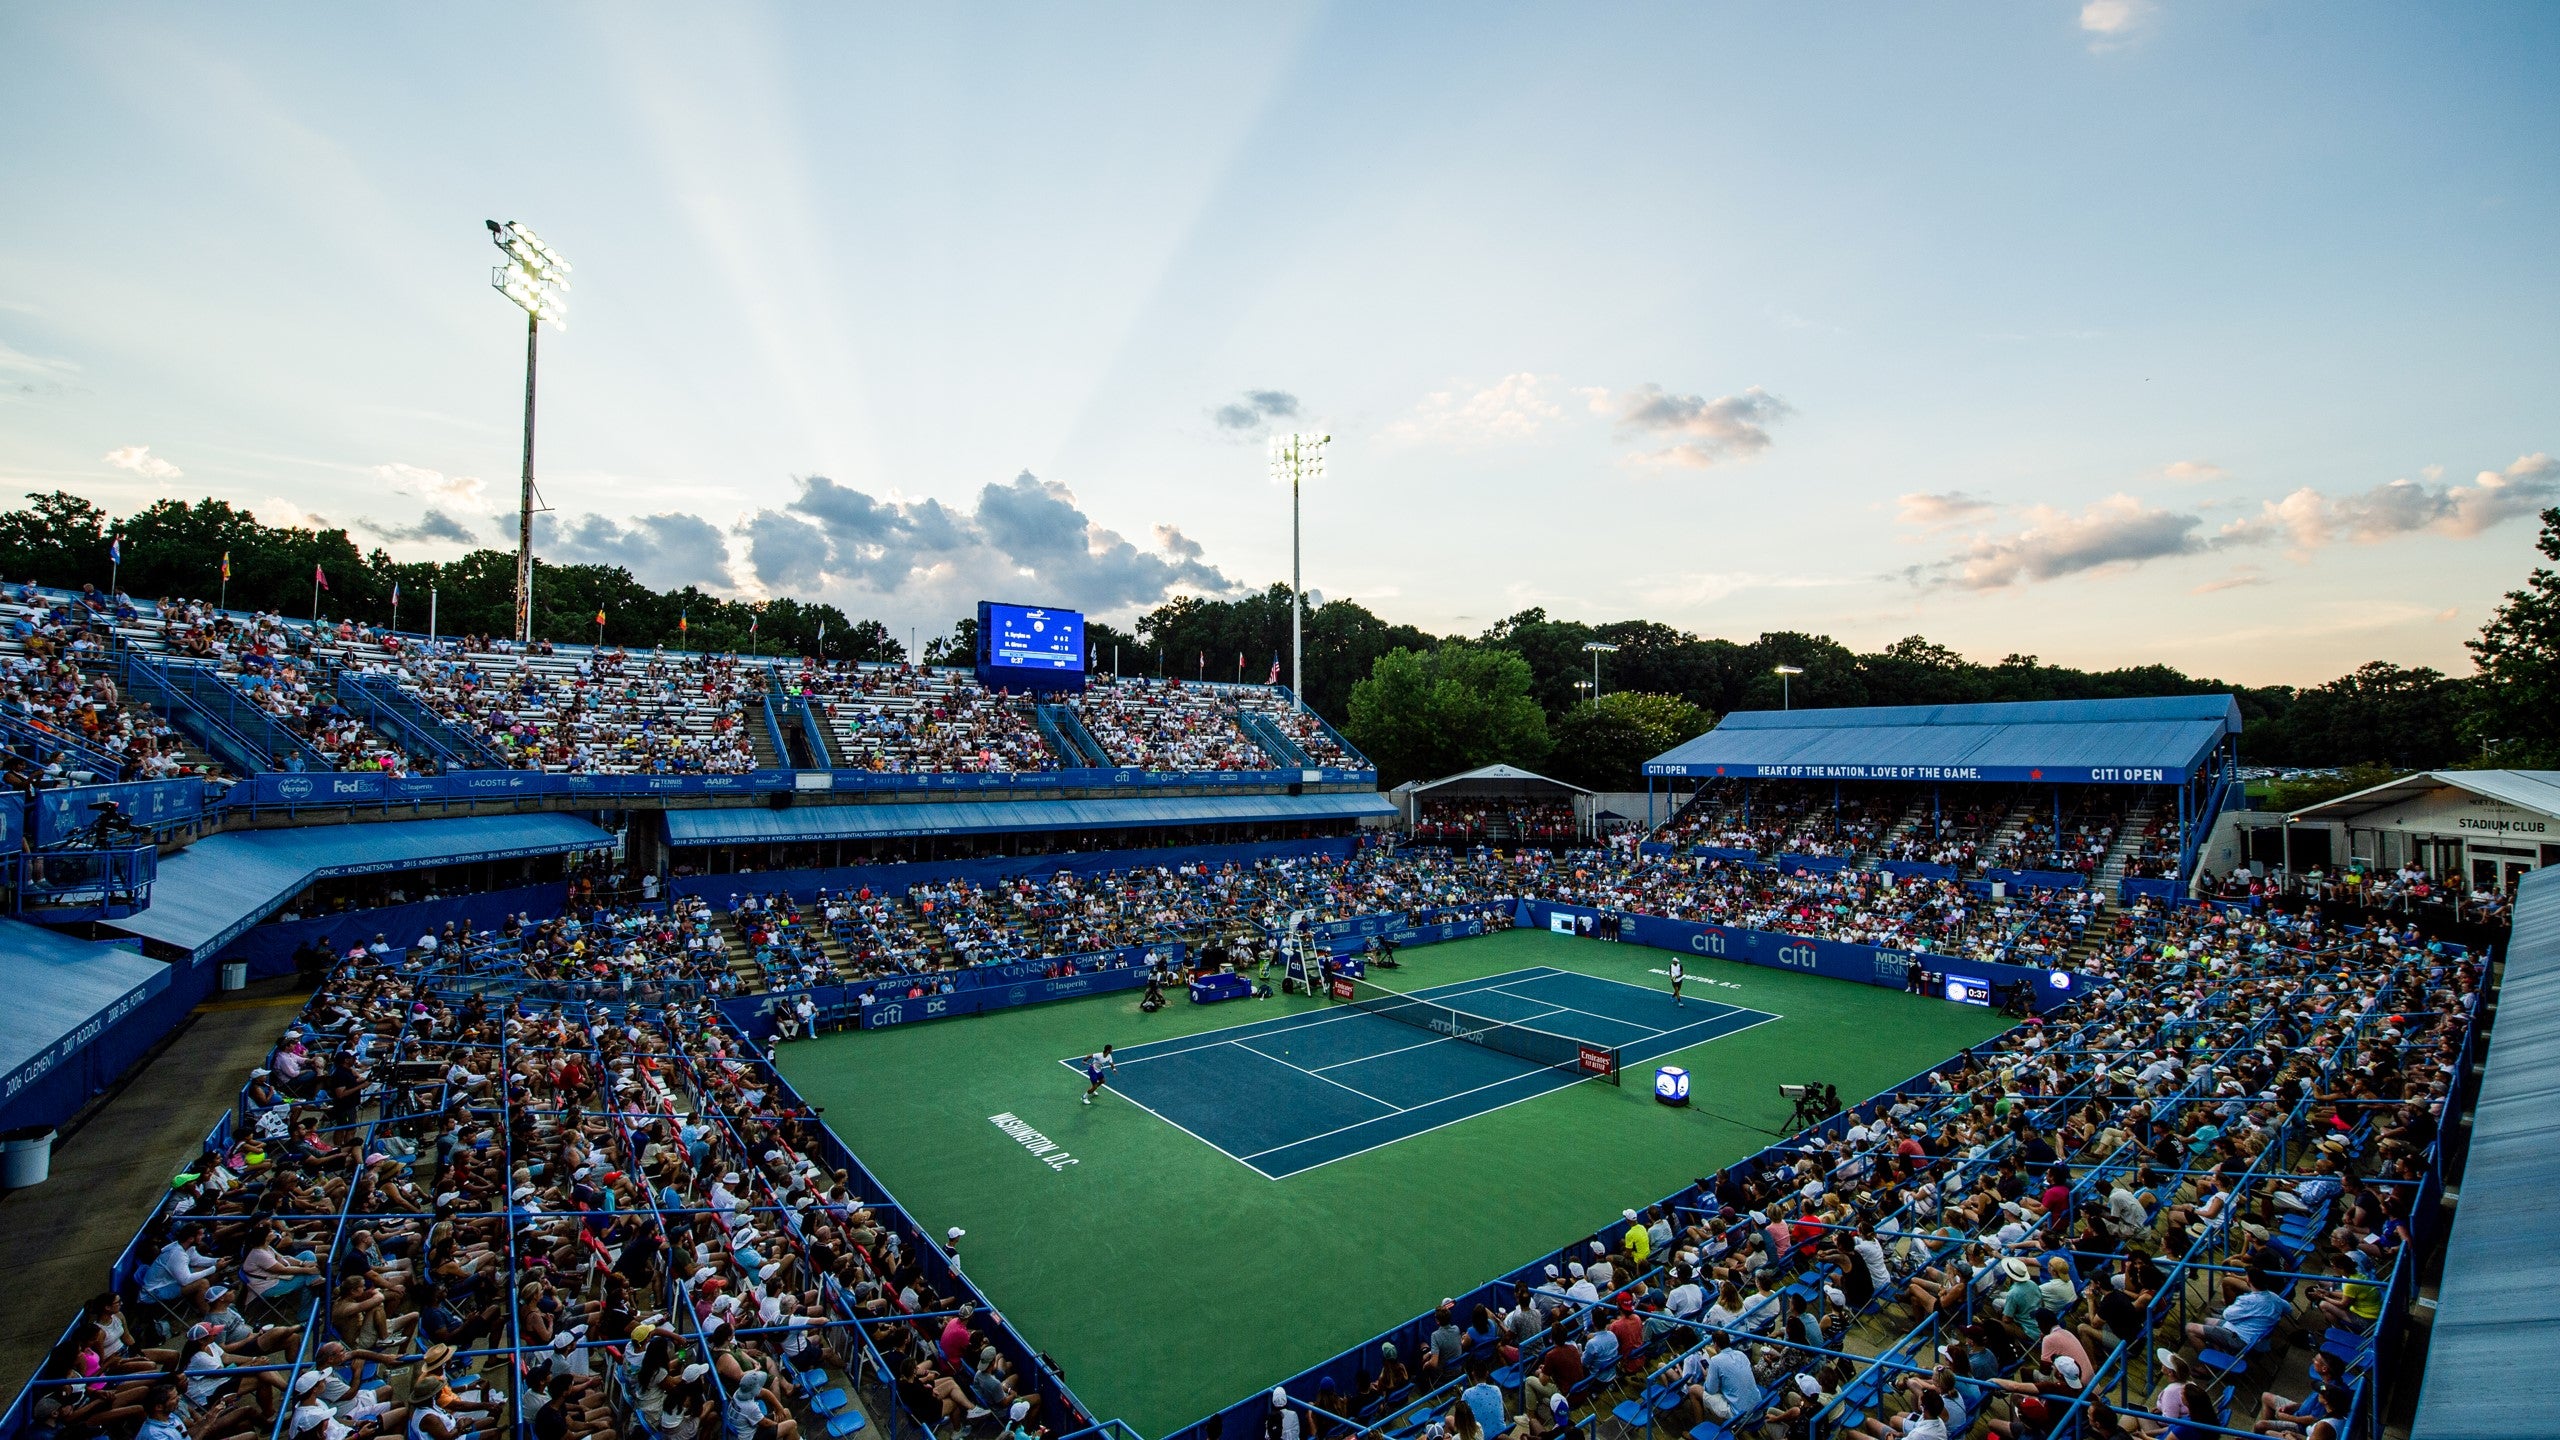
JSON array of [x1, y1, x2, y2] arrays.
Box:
[[666, 791, 1396, 846], [0, 920, 170, 1103], [111, 814, 614, 961], [2413, 865, 2560, 1437], [1643, 695, 2241, 784]]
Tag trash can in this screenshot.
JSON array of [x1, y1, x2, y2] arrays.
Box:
[[1, 1126, 56, 1188], [220, 961, 248, 992]]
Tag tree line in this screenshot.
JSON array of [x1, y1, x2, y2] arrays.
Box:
[[13, 489, 2553, 789]]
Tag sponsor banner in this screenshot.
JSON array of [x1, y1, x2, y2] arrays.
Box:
[[1522, 900, 2074, 1012], [1645, 762, 2186, 785], [1979, 867, 2089, 892], [1576, 1044, 1616, 1078], [239, 764, 1376, 810], [33, 778, 207, 846]]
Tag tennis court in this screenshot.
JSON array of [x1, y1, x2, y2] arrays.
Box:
[[1062, 965, 1779, 1177]]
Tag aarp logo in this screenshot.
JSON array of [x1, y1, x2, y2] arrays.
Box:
[[1777, 942, 1819, 970]]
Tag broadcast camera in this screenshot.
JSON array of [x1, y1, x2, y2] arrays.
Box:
[[1779, 1081, 1838, 1131]]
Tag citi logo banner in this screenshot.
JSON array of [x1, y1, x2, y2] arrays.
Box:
[[1688, 930, 1729, 956], [1777, 943, 1818, 969]]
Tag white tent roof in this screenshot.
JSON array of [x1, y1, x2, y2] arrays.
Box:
[[2288, 769, 2560, 824], [1406, 763, 1591, 799]]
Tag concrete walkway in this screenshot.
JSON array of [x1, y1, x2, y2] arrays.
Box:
[[0, 980, 307, 1400]]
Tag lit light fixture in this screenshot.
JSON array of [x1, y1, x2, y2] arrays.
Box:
[[487, 219, 571, 643], [1774, 663, 1805, 709], [1270, 433, 1330, 704], [488, 220, 570, 326]]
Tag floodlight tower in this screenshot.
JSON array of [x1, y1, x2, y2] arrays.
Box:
[[487, 220, 570, 644], [1270, 432, 1329, 706]]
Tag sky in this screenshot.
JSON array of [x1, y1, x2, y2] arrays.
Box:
[[1, 2, 2553, 686]]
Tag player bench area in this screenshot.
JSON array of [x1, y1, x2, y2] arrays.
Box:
[[1061, 965, 1780, 1178]]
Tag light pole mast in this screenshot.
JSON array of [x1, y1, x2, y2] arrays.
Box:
[[488, 220, 570, 644], [1270, 432, 1328, 706]]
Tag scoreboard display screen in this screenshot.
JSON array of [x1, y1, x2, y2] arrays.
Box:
[[975, 602, 1085, 691]]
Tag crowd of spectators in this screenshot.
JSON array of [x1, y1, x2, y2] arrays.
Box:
[[1072, 677, 1272, 772], [27, 923, 1080, 1440], [800, 664, 1055, 775], [1291, 900, 2470, 1440], [9, 813, 2483, 1440], [1412, 800, 1577, 848], [357, 648, 766, 776]]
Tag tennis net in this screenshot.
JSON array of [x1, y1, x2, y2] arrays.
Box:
[[1329, 973, 1620, 1084]]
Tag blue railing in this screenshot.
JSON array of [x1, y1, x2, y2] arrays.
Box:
[[1051, 703, 1113, 765], [115, 653, 277, 776], [796, 692, 833, 768], [0, 704, 121, 780], [1238, 709, 1311, 767], [10, 842, 156, 921], [337, 671, 508, 770], [222, 761, 1381, 813]]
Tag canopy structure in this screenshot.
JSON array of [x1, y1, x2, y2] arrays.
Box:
[[0, 920, 170, 1110], [664, 791, 1395, 846], [1400, 764, 1591, 800], [2287, 768, 2560, 825], [1643, 695, 2242, 785], [2414, 863, 2560, 1436], [111, 813, 615, 962]]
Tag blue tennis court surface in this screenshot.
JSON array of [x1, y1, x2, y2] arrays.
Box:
[[1061, 965, 1780, 1179]]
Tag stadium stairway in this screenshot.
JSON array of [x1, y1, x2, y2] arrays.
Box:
[[717, 914, 768, 992], [2093, 792, 2161, 894]]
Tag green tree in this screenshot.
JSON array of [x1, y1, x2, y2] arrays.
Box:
[[1547, 691, 1714, 791], [2466, 506, 2560, 766], [1344, 643, 1550, 786]]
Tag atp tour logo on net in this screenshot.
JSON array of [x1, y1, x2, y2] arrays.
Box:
[[1777, 942, 1819, 970]]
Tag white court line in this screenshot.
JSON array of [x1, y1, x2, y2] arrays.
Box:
[[1254, 1006, 1790, 1176], [1222, 1039, 1410, 1112], [1482, 984, 1694, 1040], [1080, 967, 1572, 1069], [1047, 1056, 1273, 1177]]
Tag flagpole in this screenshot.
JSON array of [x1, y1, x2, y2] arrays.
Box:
[[311, 568, 320, 621], [218, 554, 229, 614], [429, 586, 438, 646], [108, 535, 119, 596]]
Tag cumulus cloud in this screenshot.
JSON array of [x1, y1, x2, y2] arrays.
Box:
[[258, 497, 328, 531], [1924, 494, 2208, 590], [2220, 454, 2559, 549], [374, 462, 489, 509], [1606, 384, 1793, 468], [1152, 524, 1204, 561], [2160, 460, 2226, 484], [526, 511, 738, 592], [2080, 0, 2152, 47], [1385, 373, 1567, 447], [742, 471, 1234, 616], [1211, 389, 1302, 433], [362, 509, 480, 545], [1895, 491, 1997, 530], [104, 444, 182, 479]]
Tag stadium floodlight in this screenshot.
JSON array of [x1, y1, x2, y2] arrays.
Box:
[[1774, 663, 1805, 709], [1582, 641, 1619, 703], [1270, 433, 1330, 706], [487, 219, 571, 644]]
